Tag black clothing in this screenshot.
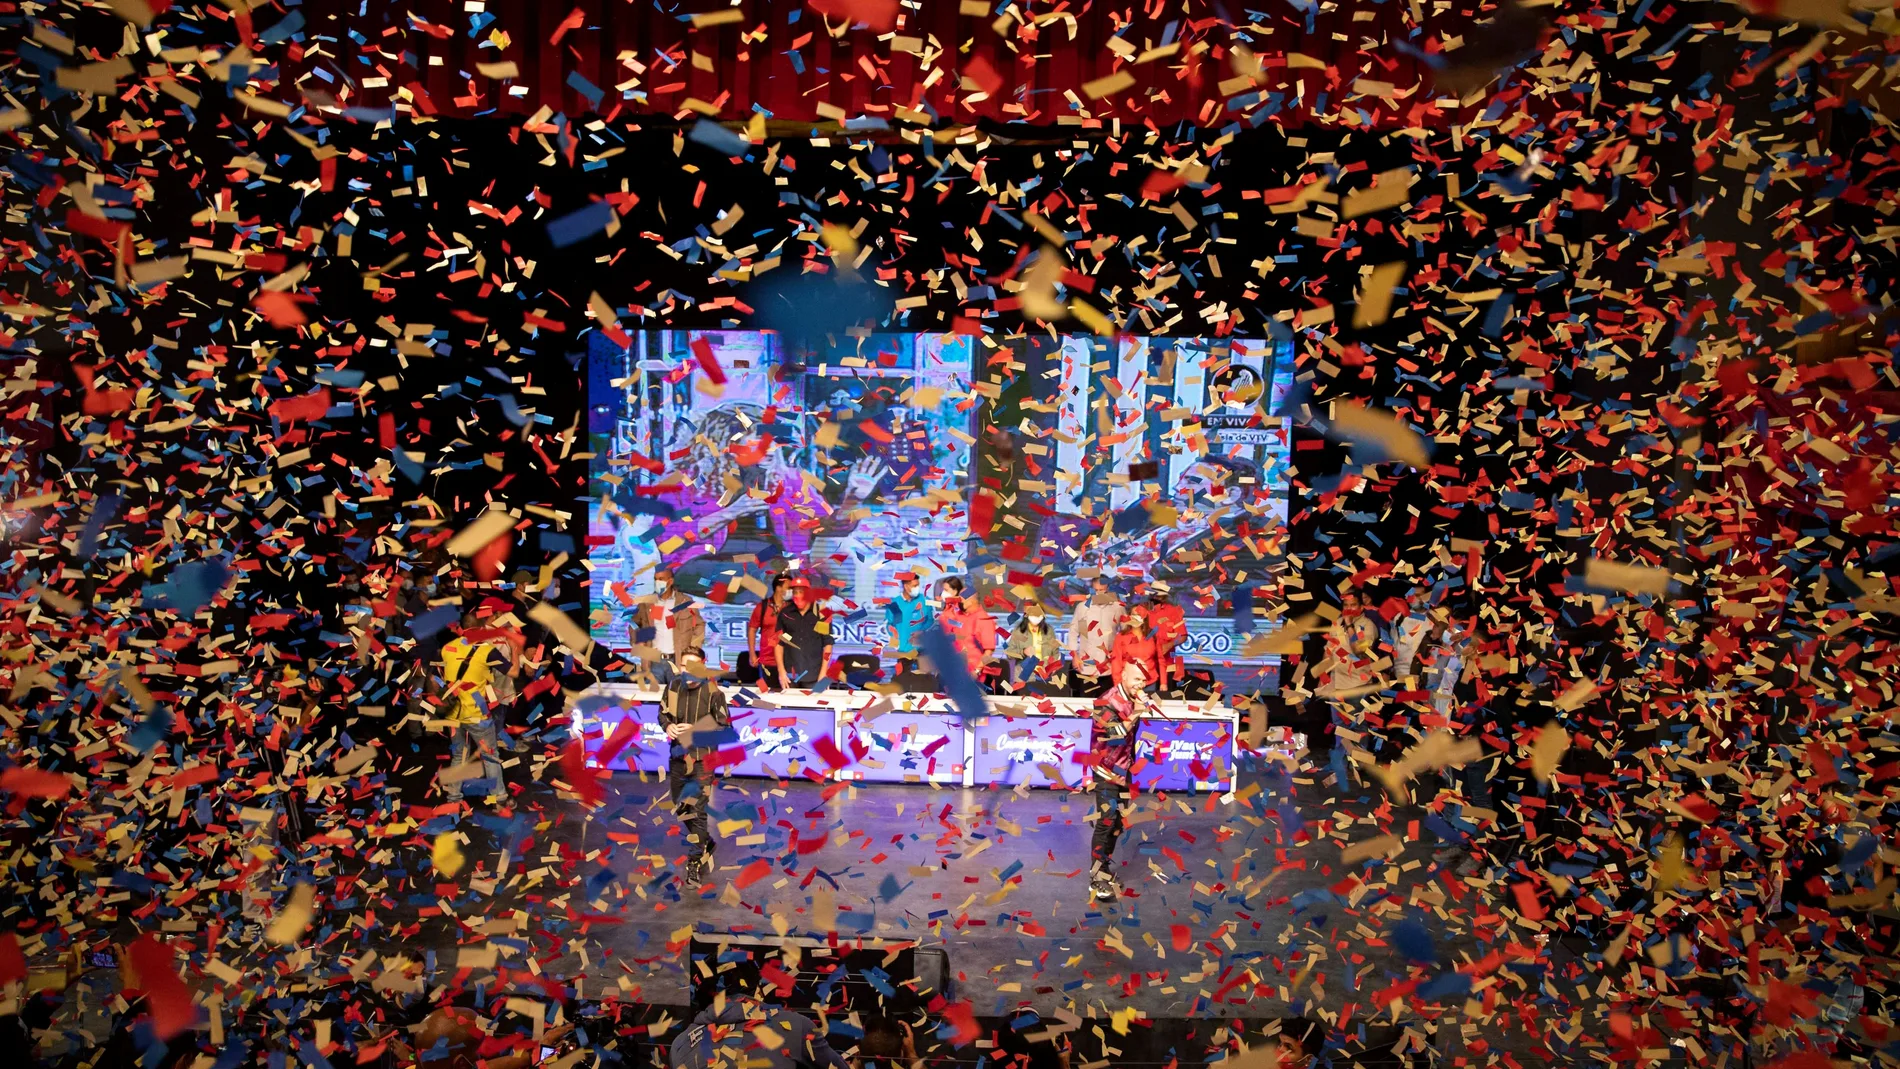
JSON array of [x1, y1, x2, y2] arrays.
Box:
[[661, 677, 730, 863], [778, 604, 829, 685]]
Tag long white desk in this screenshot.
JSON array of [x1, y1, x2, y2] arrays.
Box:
[[569, 683, 1298, 791]]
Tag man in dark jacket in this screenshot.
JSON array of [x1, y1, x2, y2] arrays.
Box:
[[661, 647, 730, 885], [668, 990, 848, 1069]]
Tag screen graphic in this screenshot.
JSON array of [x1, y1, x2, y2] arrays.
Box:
[[586, 331, 1292, 676]]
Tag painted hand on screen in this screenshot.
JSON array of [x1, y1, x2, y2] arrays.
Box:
[[842, 456, 887, 502]]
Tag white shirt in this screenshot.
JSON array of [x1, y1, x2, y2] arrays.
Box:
[[1392, 614, 1430, 678], [654, 590, 676, 655]]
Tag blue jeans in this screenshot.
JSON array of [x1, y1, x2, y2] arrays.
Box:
[[451, 718, 503, 797]]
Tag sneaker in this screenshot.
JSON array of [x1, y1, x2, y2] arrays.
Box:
[[684, 856, 706, 886], [1090, 870, 1118, 903]]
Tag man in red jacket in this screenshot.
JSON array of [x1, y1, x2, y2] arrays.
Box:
[[938, 577, 998, 682], [1146, 581, 1187, 693]]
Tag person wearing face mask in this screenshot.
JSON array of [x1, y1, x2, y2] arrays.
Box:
[[1109, 604, 1160, 695], [746, 575, 792, 690], [938, 577, 999, 684], [632, 567, 704, 687], [1145, 581, 1188, 694], [883, 571, 935, 677], [1068, 574, 1123, 699], [1004, 601, 1065, 695], [661, 646, 730, 885], [776, 577, 833, 688], [1088, 662, 1156, 902]]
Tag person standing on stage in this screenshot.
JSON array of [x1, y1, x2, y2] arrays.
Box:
[[1088, 661, 1154, 902], [660, 646, 729, 886], [1004, 601, 1063, 693], [1145, 581, 1187, 693], [747, 574, 792, 689], [883, 571, 935, 675], [631, 566, 704, 686], [776, 577, 833, 688], [1069, 574, 1123, 698], [438, 609, 506, 806], [1110, 603, 1161, 694], [939, 577, 999, 683], [1390, 586, 1433, 683]]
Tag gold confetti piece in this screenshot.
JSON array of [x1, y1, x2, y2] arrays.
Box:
[[1020, 246, 1067, 321], [586, 291, 618, 330], [690, 8, 745, 27], [1340, 833, 1403, 863], [1584, 558, 1671, 596], [235, 91, 292, 117], [1328, 400, 1429, 468], [1081, 70, 1136, 100], [529, 601, 595, 657], [1341, 168, 1413, 219], [265, 883, 316, 946], [446, 507, 516, 557], [106, 0, 156, 24], [476, 61, 520, 79], [432, 833, 465, 877], [0, 109, 28, 132], [1530, 722, 1569, 783], [819, 222, 858, 260], [131, 258, 189, 285], [1352, 261, 1407, 328], [55, 57, 133, 95], [1554, 679, 1599, 712]]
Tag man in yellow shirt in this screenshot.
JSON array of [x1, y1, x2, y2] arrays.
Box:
[[439, 612, 505, 806]]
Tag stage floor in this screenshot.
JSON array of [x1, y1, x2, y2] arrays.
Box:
[[352, 770, 1567, 1056]]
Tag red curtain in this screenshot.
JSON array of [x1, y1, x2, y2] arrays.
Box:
[[284, 0, 1460, 128]]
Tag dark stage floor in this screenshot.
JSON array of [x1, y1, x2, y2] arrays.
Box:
[[345, 769, 1550, 1060]]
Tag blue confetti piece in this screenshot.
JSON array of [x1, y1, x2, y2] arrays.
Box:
[[76, 492, 120, 559], [126, 708, 169, 754], [149, 560, 231, 616], [392, 446, 423, 483], [408, 604, 460, 641], [878, 872, 905, 901], [1232, 586, 1254, 636], [1481, 294, 1513, 337], [546, 201, 615, 248], [258, 10, 304, 45], [566, 70, 605, 110], [1392, 918, 1436, 964], [1417, 971, 1472, 1001], [921, 627, 986, 722], [688, 119, 749, 157]]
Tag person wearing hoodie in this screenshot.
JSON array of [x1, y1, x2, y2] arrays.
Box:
[[938, 577, 999, 682], [882, 571, 935, 675], [1088, 662, 1157, 902], [660, 646, 730, 886], [632, 567, 705, 686], [1068, 574, 1123, 698], [1004, 601, 1064, 693]]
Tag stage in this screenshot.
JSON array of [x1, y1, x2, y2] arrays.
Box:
[[349, 771, 1553, 1059]]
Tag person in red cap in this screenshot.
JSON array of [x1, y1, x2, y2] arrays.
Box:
[[776, 575, 833, 688], [1145, 581, 1187, 694]]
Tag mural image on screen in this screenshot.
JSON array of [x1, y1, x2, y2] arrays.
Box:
[[586, 331, 1292, 684]]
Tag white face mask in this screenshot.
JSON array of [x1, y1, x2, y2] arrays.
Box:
[[656, 580, 670, 594], [1027, 614, 1044, 625]]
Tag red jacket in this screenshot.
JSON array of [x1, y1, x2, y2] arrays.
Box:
[[1110, 629, 1161, 690], [748, 600, 784, 667], [1149, 602, 1187, 684], [941, 602, 998, 674]]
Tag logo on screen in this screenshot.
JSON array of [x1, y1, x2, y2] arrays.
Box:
[[995, 734, 1064, 764], [739, 724, 805, 755]]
